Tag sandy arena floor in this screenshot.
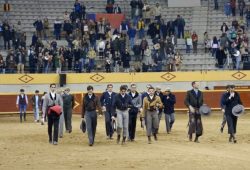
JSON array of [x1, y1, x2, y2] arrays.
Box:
[[0, 113, 250, 170]]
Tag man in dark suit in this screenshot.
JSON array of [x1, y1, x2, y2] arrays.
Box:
[[184, 81, 204, 143], [100, 84, 116, 139]]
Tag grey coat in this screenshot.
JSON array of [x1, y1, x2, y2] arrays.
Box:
[[42, 92, 63, 114]]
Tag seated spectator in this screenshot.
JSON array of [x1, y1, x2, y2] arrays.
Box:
[[0, 54, 6, 74]]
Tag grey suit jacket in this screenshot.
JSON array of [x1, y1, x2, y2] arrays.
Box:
[[42, 92, 63, 114]]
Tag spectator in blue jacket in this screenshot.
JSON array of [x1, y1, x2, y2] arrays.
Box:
[[54, 18, 62, 40], [33, 19, 43, 39], [127, 26, 137, 49]]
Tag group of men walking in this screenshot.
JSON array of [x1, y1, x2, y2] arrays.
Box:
[[15, 81, 243, 146]]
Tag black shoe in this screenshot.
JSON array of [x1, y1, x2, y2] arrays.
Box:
[[229, 136, 233, 143], [121, 137, 126, 145], [117, 135, 121, 144], [148, 136, 152, 144], [194, 137, 200, 143], [49, 140, 52, 144], [69, 130, 72, 133], [153, 133, 158, 141], [89, 143, 93, 146], [220, 127, 224, 133]]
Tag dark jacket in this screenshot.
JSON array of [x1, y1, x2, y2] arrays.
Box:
[[62, 94, 75, 109], [15, 51, 26, 64], [222, 92, 242, 116], [184, 89, 203, 109], [100, 91, 117, 111], [63, 22, 73, 34], [162, 93, 176, 114], [31, 95, 41, 108], [112, 93, 133, 116], [121, 52, 131, 68], [33, 20, 43, 31], [81, 93, 101, 118]]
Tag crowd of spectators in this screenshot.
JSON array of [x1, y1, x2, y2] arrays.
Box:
[[0, 0, 250, 73]]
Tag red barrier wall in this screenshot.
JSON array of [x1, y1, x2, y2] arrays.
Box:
[[1, 91, 250, 114]]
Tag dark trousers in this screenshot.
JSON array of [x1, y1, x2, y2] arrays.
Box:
[[129, 114, 137, 140], [188, 112, 203, 137], [48, 112, 60, 142], [232, 7, 236, 16], [64, 107, 72, 131], [85, 111, 97, 145], [178, 27, 184, 38], [4, 40, 10, 49], [104, 110, 113, 137], [221, 113, 227, 128], [226, 114, 237, 134]]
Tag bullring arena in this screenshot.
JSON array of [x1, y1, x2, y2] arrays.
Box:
[[1, 0, 250, 169], [0, 71, 250, 170]]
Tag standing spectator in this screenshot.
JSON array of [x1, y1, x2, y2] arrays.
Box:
[[0, 54, 6, 74], [97, 38, 106, 59], [220, 33, 229, 50], [128, 26, 137, 49], [106, 0, 115, 13], [2, 21, 11, 50], [33, 19, 43, 39], [224, 2, 231, 18], [54, 18, 62, 40], [16, 89, 28, 123], [130, 0, 137, 21], [221, 22, 229, 33], [87, 47, 96, 72], [245, 6, 250, 28], [238, 0, 245, 17], [121, 48, 131, 72], [143, 1, 151, 25], [211, 36, 219, 57], [81, 3, 86, 20], [204, 32, 210, 53], [133, 41, 142, 61], [55, 51, 63, 74], [28, 46, 37, 73], [120, 20, 128, 36], [74, 0, 82, 19], [184, 30, 192, 54], [113, 4, 121, 14], [153, 3, 161, 22], [192, 31, 198, 54], [64, 11, 70, 22], [216, 47, 226, 69], [233, 49, 241, 70], [6, 50, 15, 73], [137, 18, 145, 39], [62, 88, 74, 133], [214, 0, 219, 10], [15, 48, 26, 74], [230, 0, 236, 17], [3, 0, 10, 20], [174, 51, 182, 71], [140, 38, 148, 59], [43, 18, 50, 40], [31, 90, 41, 123], [16, 21, 23, 40], [63, 20, 73, 39], [176, 15, 185, 39]]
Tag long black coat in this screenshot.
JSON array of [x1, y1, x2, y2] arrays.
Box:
[[184, 89, 203, 109], [216, 49, 226, 66], [222, 92, 242, 116], [121, 52, 131, 68]]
